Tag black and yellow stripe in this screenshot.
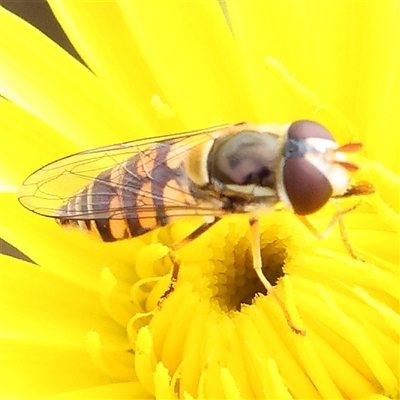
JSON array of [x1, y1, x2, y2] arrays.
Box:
[[56, 139, 203, 242]]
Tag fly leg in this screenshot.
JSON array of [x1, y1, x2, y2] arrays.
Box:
[[296, 200, 360, 259], [249, 218, 306, 336], [158, 217, 221, 304]]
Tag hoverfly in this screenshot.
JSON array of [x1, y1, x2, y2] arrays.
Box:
[[19, 120, 372, 335]]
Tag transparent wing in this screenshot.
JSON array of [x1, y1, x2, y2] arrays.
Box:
[[18, 125, 234, 220]]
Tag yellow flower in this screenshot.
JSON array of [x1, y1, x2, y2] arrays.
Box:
[[0, 1, 399, 399]]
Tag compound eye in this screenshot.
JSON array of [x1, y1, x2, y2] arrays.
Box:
[[283, 157, 332, 215], [288, 120, 334, 141]]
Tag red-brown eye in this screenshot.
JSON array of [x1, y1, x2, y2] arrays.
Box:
[[280, 120, 337, 215], [288, 120, 334, 141], [283, 157, 333, 215]]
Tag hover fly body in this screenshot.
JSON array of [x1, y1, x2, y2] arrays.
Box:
[[19, 120, 370, 335]]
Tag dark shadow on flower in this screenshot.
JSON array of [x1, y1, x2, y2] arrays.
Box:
[[212, 240, 286, 311]]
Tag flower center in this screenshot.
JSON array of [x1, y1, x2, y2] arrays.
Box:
[[212, 241, 287, 311]]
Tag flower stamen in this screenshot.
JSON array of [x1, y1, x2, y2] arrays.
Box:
[[100, 267, 132, 326]]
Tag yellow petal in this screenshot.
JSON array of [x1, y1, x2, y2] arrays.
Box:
[[0, 255, 134, 398], [0, 6, 151, 148]]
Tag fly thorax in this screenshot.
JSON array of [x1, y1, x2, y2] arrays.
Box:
[[207, 130, 280, 196]]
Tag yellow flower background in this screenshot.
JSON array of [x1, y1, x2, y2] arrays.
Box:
[[0, 1, 399, 399]]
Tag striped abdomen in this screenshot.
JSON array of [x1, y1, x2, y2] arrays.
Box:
[[56, 140, 198, 242]]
